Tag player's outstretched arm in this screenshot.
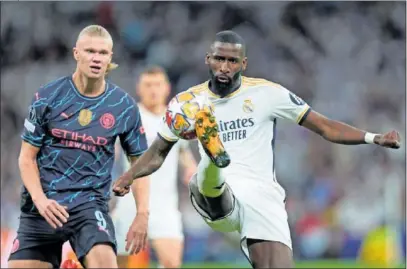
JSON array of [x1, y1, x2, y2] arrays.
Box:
[[112, 136, 176, 196], [19, 141, 69, 228], [301, 110, 401, 148]]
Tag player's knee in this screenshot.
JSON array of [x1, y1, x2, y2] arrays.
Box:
[[190, 178, 234, 221], [84, 243, 118, 268]]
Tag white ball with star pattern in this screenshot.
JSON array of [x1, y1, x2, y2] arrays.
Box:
[[164, 92, 213, 140]]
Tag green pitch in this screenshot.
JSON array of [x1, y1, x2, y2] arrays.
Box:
[[178, 260, 406, 268]]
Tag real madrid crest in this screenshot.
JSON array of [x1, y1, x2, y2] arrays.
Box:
[[243, 99, 254, 113], [78, 109, 92, 126]]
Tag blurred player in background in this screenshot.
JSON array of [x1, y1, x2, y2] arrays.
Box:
[[8, 25, 150, 268], [111, 66, 197, 268], [113, 30, 401, 268]]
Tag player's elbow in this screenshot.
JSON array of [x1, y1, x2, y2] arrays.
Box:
[[18, 156, 37, 177], [320, 120, 343, 143], [302, 111, 335, 141], [18, 150, 38, 172], [320, 129, 332, 141], [18, 154, 36, 169], [321, 128, 336, 142], [19, 141, 40, 169], [316, 119, 336, 142]]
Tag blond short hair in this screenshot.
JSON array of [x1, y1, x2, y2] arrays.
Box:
[[77, 25, 118, 73]]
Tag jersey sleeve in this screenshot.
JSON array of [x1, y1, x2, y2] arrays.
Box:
[[270, 85, 311, 125], [21, 91, 48, 147], [157, 113, 179, 143], [119, 104, 148, 157]]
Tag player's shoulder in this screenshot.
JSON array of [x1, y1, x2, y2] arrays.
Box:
[[37, 76, 70, 96], [107, 81, 130, 96], [106, 81, 144, 120], [185, 81, 210, 95], [107, 81, 137, 103], [241, 76, 283, 90], [241, 76, 291, 97], [168, 81, 209, 100]]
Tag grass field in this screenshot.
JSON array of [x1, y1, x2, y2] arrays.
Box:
[[178, 260, 406, 268]]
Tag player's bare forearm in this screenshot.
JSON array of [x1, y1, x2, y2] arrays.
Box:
[[131, 178, 149, 213], [302, 112, 366, 144], [18, 141, 46, 201], [302, 110, 401, 148], [128, 136, 176, 180], [129, 156, 150, 214], [126, 160, 149, 256]]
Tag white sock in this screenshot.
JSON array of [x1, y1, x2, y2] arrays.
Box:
[[197, 155, 226, 197]]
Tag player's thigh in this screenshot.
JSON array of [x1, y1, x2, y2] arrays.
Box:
[[8, 213, 64, 268], [238, 189, 292, 268], [148, 208, 184, 241], [247, 239, 293, 268], [68, 207, 117, 267], [8, 259, 53, 268], [189, 179, 240, 232], [151, 238, 184, 268], [83, 243, 117, 268]]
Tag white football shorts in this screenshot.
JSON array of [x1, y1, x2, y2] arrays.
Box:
[[190, 176, 292, 263], [113, 200, 183, 255]]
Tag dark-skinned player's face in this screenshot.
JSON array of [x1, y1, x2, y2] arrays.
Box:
[[205, 42, 247, 89]]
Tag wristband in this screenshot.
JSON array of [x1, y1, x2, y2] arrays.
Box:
[[364, 132, 378, 144]]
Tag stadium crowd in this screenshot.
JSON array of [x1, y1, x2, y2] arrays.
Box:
[[1, 1, 405, 263]]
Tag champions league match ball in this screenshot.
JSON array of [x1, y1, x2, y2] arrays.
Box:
[[165, 91, 214, 140]]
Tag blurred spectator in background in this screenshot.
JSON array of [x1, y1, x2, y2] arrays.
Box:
[[1, 1, 405, 265]]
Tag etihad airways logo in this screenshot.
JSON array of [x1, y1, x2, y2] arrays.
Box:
[[218, 118, 254, 142], [51, 128, 108, 152]]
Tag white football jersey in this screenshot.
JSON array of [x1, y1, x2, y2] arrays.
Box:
[[119, 104, 187, 210], [158, 76, 311, 202]]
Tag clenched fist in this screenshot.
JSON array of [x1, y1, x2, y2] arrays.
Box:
[[374, 130, 401, 149]]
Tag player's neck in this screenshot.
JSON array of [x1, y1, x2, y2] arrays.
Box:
[[141, 103, 166, 116], [72, 71, 106, 97], [209, 77, 241, 98]]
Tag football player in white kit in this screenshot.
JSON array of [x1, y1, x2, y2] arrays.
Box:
[[113, 31, 401, 268], [112, 66, 197, 268]]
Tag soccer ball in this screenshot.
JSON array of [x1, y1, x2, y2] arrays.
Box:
[[165, 91, 213, 140]]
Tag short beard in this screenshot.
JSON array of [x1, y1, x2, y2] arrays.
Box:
[[209, 69, 241, 92]]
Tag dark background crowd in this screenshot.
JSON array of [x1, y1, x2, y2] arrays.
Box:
[[1, 1, 405, 264]]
